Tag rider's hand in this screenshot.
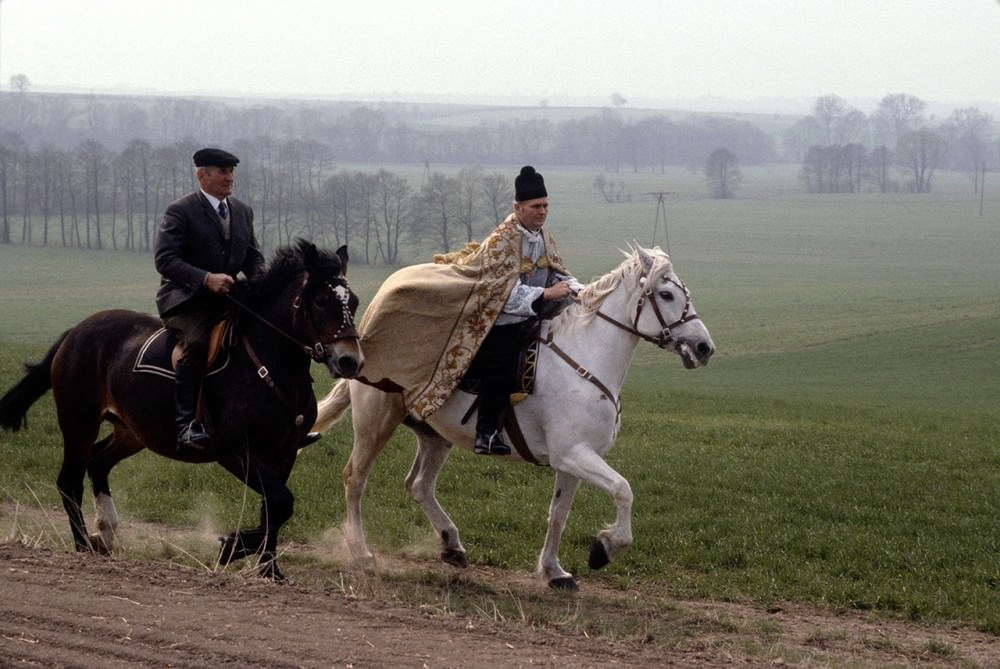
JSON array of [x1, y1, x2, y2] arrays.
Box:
[[204, 272, 235, 295], [543, 281, 576, 301]]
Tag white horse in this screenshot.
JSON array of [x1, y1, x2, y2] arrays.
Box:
[[314, 244, 715, 590]]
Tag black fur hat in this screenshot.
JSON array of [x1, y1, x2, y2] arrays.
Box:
[[515, 165, 547, 202]]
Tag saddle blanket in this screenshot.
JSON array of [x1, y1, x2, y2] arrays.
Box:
[[132, 328, 231, 380]]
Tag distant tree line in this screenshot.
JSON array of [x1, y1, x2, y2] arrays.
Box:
[[0, 133, 519, 264], [0, 90, 996, 255], [0, 91, 778, 171], [0, 90, 782, 260], [789, 94, 997, 194]]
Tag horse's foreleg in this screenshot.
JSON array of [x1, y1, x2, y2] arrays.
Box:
[[538, 471, 582, 590], [216, 450, 295, 581], [553, 444, 634, 571], [405, 428, 466, 567]]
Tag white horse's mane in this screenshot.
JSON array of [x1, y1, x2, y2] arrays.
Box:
[[549, 243, 673, 336]]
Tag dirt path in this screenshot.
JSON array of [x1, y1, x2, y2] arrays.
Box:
[[2, 541, 999, 668]]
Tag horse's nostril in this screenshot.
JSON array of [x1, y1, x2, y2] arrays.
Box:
[[335, 356, 361, 378]]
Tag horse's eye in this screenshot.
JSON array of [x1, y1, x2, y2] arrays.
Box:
[[314, 291, 329, 308], [659, 291, 675, 302]]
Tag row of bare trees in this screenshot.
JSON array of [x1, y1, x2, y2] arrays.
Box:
[[0, 133, 516, 264], [1, 91, 779, 172], [792, 94, 997, 194]]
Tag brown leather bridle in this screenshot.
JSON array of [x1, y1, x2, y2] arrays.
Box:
[[594, 271, 702, 349]]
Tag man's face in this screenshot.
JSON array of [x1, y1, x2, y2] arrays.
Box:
[[514, 197, 549, 231], [197, 166, 236, 199]]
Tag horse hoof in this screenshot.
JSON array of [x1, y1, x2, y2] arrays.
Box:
[[441, 548, 468, 568], [548, 576, 578, 591], [88, 534, 112, 556], [588, 538, 610, 570], [259, 560, 287, 583], [218, 534, 243, 565]]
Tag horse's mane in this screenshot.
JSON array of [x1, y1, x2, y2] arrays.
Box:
[[242, 240, 344, 306], [549, 244, 673, 335]]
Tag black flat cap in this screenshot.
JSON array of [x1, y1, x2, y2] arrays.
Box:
[[192, 148, 240, 167]]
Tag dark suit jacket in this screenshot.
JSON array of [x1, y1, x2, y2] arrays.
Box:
[[154, 191, 265, 317]]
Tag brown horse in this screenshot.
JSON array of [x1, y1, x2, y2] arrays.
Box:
[[0, 240, 363, 580]]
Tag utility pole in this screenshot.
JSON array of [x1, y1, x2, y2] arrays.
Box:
[[980, 162, 986, 218], [0, 0, 5, 88], [646, 191, 676, 254]]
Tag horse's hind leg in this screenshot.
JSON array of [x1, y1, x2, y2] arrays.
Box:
[[87, 430, 144, 554], [56, 451, 91, 553], [51, 364, 108, 553], [343, 382, 407, 572], [404, 424, 466, 567]]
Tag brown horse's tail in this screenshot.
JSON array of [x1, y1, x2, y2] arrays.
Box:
[[312, 379, 352, 433], [0, 330, 69, 432]]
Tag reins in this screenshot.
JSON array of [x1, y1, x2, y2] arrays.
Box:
[[539, 264, 700, 413], [223, 276, 358, 364], [224, 292, 327, 362], [223, 276, 358, 426], [595, 275, 701, 349]]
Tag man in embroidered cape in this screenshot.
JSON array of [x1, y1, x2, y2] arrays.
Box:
[[355, 166, 581, 454]]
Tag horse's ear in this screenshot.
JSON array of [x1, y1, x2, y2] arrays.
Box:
[[335, 245, 349, 276], [637, 245, 655, 276], [300, 240, 320, 269]]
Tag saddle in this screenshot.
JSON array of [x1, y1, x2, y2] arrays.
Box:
[[458, 317, 551, 466], [132, 321, 235, 380], [457, 319, 541, 400]]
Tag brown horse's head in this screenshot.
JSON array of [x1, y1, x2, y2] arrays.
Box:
[[251, 240, 364, 379], [295, 240, 364, 379]]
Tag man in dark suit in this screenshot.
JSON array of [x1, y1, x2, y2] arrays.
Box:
[[154, 147, 265, 452]]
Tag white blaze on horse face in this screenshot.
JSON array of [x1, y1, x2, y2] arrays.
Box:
[[332, 284, 351, 305]]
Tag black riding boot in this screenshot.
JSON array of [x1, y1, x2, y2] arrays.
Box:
[[474, 389, 512, 456], [174, 360, 212, 452]]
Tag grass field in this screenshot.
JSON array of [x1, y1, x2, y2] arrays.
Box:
[[2, 165, 999, 633]]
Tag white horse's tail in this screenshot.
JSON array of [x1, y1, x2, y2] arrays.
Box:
[[313, 379, 352, 432]]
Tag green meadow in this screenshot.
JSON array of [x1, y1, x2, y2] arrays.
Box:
[[1, 165, 998, 632]]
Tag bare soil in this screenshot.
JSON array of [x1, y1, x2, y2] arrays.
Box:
[[2, 536, 999, 669]]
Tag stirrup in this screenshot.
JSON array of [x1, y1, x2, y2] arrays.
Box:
[[177, 420, 212, 451], [474, 429, 511, 456]]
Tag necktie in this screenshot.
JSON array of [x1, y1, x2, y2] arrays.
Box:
[[218, 201, 228, 219]]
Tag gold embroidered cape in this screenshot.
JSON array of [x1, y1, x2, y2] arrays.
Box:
[[356, 213, 570, 418]]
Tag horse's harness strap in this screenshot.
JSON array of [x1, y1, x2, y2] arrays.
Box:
[[593, 274, 701, 350], [541, 334, 622, 417], [226, 293, 325, 361], [241, 336, 300, 419], [503, 410, 545, 466]]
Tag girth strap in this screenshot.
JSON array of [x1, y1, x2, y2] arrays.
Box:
[[503, 410, 544, 466]]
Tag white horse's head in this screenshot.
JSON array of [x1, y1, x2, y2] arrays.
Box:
[[572, 244, 715, 369], [632, 244, 715, 368]]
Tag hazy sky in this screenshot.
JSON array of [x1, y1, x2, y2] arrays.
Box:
[[3, 0, 999, 113]]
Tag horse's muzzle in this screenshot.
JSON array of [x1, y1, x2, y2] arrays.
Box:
[[676, 339, 714, 369], [325, 340, 364, 379]]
